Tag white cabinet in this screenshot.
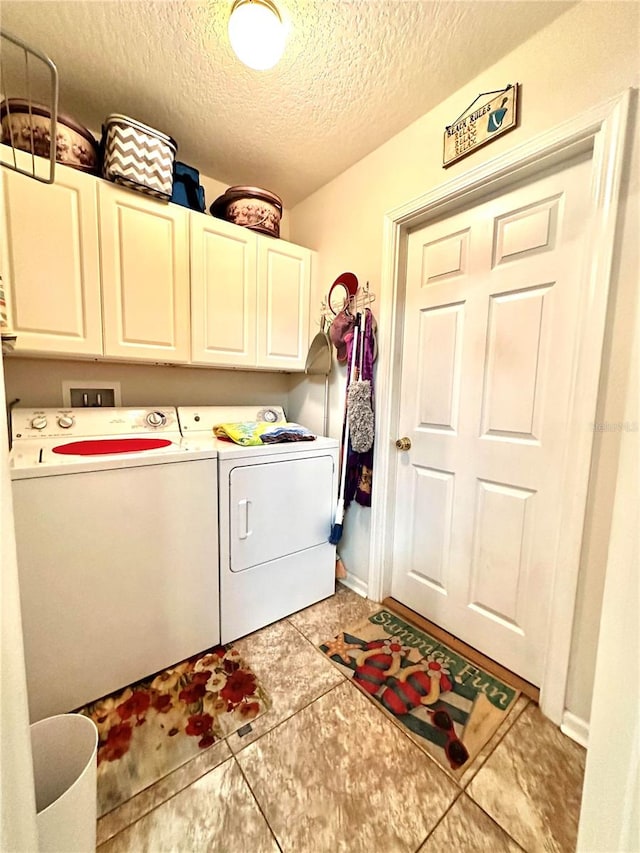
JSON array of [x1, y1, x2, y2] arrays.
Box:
[[190, 215, 257, 367], [191, 215, 312, 370], [1, 158, 103, 357], [2, 156, 312, 370], [257, 238, 311, 370], [99, 183, 191, 362]]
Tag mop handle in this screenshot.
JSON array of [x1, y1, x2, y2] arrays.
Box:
[[337, 317, 360, 501], [359, 310, 366, 376]]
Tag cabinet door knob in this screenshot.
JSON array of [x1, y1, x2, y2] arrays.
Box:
[[395, 437, 411, 451]]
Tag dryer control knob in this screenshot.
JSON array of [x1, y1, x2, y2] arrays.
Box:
[[146, 411, 166, 428], [30, 416, 48, 430], [57, 415, 75, 429]]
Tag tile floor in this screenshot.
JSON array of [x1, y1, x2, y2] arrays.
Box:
[[96, 585, 586, 853]]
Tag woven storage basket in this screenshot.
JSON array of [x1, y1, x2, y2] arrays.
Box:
[[1, 99, 98, 172], [102, 114, 177, 200], [210, 186, 282, 238]]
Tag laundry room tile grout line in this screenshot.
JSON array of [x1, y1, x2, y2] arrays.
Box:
[[232, 753, 284, 852], [96, 755, 238, 850], [410, 786, 526, 853], [463, 798, 528, 853], [96, 750, 227, 844], [336, 675, 458, 782], [332, 674, 527, 793], [459, 696, 531, 791], [228, 678, 346, 755], [285, 613, 329, 647], [285, 609, 366, 652], [411, 788, 465, 853]]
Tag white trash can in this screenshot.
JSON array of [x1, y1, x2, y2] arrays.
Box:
[[30, 714, 99, 852]]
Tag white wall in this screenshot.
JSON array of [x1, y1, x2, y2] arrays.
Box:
[[2, 357, 291, 411], [288, 0, 640, 723], [577, 312, 638, 852]]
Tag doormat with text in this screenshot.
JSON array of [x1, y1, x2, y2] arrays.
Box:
[[319, 609, 520, 779], [77, 645, 270, 816]]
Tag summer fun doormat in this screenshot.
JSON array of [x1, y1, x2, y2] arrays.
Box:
[[77, 645, 270, 816], [320, 609, 519, 778]]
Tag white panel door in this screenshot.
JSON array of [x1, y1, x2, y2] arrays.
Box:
[[1, 159, 102, 356], [190, 215, 257, 366], [257, 238, 311, 370], [99, 183, 190, 362], [391, 155, 593, 685]]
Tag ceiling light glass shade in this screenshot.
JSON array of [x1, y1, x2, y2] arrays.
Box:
[[228, 0, 287, 71]]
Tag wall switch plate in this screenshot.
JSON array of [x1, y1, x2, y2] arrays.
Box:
[[62, 381, 122, 408]]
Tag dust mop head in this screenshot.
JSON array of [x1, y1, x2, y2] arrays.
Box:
[[347, 380, 374, 453]]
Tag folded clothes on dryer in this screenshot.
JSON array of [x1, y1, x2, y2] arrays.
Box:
[[261, 425, 317, 444], [214, 421, 316, 446]]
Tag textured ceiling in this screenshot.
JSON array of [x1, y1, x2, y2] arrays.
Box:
[[0, 0, 572, 206]]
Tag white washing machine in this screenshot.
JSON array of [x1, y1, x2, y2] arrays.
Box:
[[178, 406, 339, 643], [10, 407, 220, 722]]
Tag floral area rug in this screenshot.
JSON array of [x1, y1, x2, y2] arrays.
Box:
[[77, 646, 270, 816], [320, 609, 519, 779]]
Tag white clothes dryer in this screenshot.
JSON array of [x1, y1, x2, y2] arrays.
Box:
[[10, 407, 220, 722], [178, 406, 339, 643]]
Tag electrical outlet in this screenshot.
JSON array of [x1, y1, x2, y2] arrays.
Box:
[[62, 381, 122, 408]]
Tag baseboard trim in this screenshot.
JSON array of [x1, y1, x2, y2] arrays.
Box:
[[339, 572, 369, 599], [561, 711, 589, 748]]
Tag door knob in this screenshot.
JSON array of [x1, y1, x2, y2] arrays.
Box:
[[395, 437, 411, 451]]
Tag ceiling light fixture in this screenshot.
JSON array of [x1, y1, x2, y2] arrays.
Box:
[[228, 0, 287, 71]]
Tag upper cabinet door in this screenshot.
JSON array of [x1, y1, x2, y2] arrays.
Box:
[[2, 160, 103, 357], [190, 215, 257, 367], [99, 183, 190, 362], [256, 238, 311, 370]]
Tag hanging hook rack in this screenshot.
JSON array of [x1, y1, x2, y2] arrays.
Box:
[[321, 280, 376, 326]]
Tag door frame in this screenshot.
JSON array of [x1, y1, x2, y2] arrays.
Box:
[[369, 90, 631, 724]]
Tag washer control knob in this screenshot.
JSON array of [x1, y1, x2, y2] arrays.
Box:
[[57, 415, 75, 429], [146, 411, 166, 428], [30, 416, 48, 430]]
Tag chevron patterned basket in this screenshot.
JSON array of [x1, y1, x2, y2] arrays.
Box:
[[102, 114, 177, 200]]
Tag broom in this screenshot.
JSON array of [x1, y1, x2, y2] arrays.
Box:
[[329, 314, 360, 545]]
